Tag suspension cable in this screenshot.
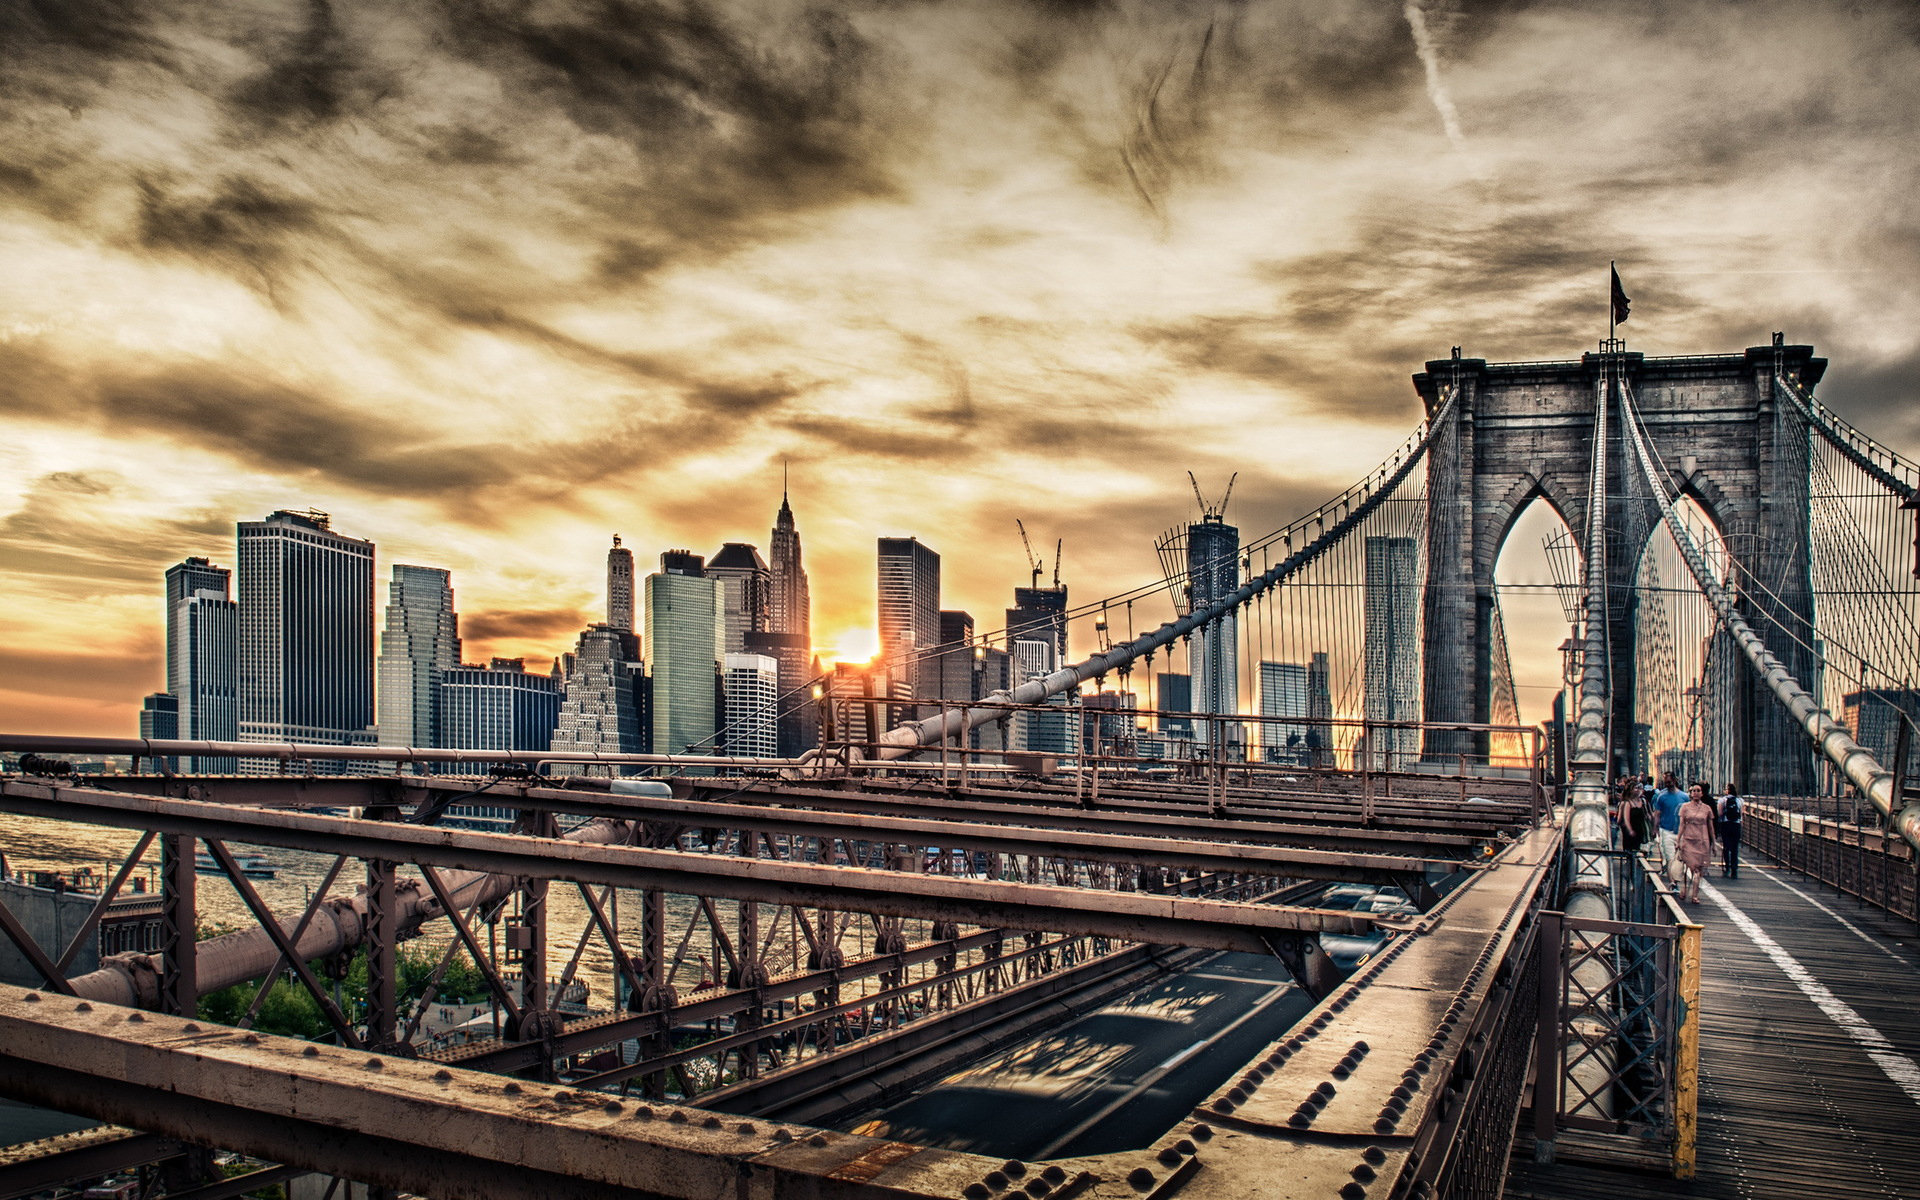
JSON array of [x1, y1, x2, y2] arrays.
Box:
[[1619, 379, 1908, 844]]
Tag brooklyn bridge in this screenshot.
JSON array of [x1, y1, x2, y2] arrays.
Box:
[[4, 337, 1919, 1199]]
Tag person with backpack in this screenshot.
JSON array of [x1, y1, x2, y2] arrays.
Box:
[[1718, 784, 1744, 879]]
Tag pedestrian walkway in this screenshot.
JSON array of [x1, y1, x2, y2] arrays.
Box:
[[1507, 859, 1920, 1198]]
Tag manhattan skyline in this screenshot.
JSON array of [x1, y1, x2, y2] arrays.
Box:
[[3, 0, 1918, 736]]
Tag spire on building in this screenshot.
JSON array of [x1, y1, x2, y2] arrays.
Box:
[[608, 535, 635, 632]]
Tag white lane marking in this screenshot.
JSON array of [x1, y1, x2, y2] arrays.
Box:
[[1701, 879, 1920, 1106], [1157, 1040, 1208, 1070], [1751, 866, 1910, 965]]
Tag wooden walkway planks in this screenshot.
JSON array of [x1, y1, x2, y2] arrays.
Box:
[[1506, 858, 1920, 1198]]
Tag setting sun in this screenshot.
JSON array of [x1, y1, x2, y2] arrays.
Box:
[[825, 628, 879, 667]]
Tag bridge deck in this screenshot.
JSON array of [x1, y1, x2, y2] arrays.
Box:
[[1508, 859, 1920, 1199]]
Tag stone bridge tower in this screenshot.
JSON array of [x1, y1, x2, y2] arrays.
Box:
[[1413, 341, 1825, 795]]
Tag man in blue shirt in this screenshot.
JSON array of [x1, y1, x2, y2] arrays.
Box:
[[1653, 773, 1687, 868]]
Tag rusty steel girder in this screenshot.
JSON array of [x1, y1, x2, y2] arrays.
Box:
[[0, 781, 1376, 956], [0, 816, 1562, 1200]]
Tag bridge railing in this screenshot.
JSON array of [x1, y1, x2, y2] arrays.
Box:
[[1530, 844, 1701, 1178], [1746, 802, 1920, 921]]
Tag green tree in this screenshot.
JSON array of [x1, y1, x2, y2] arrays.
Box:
[[196, 944, 497, 1041]]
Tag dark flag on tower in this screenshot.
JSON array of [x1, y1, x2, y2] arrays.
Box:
[[1611, 265, 1631, 326]]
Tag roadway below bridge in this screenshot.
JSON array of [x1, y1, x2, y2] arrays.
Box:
[[1509, 858, 1920, 1199], [833, 951, 1316, 1161]]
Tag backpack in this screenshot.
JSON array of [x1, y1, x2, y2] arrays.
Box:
[[1722, 795, 1742, 826]]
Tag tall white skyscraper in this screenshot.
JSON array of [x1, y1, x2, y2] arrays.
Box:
[[166, 557, 237, 771], [722, 653, 779, 757], [236, 510, 375, 765], [377, 565, 461, 751], [1364, 536, 1420, 769]]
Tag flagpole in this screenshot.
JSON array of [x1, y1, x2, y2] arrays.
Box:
[[1609, 259, 1616, 344]]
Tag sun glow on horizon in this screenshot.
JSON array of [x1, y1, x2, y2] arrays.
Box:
[[824, 628, 879, 667]]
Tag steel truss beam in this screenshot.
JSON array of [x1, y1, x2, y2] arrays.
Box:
[[0, 1127, 182, 1200], [0, 782, 1376, 954], [66, 771, 1531, 843], [0, 816, 1564, 1200], [542, 787, 1470, 886]]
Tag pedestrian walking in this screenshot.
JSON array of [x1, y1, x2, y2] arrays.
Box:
[[1617, 778, 1652, 859], [1677, 782, 1717, 902], [1652, 772, 1687, 873], [1718, 783, 1743, 879]]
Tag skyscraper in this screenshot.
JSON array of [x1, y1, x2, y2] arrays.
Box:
[[1364, 536, 1420, 769], [764, 489, 815, 755], [236, 510, 375, 763], [878, 537, 941, 701], [1005, 585, 1068, 667], [935, 610, 978, 710], [139, 692, 180, 773], [165, 557, 237, 771], [1156, 672, 1193, 740], [707, 543, 771, 655], [607, 535, 635, 631], [647, 559, 723, 756], [139, 694, 179, 740], [1259, 661, 1311, 763], [438, 659, 561, 763], [549, 625, 645, 767], [769, 490, 810, 644], [377, 565, 461, 752], [1307, 651, 1333, 768], [1187, 514, 1239, 722], [721, 653, 780, 757]]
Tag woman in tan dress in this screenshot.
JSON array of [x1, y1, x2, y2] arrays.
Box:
[[1676, 782, 1718, 902]]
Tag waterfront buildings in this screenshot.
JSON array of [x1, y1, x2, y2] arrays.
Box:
[[647, 555, 723, 756], [721, 653, 780, 757], [376, 565, 461, 753], [1363, 536, 1419, 769], [607, 536, 635, 631], [707, 543, 771, 656], [164, 557, 237, 770], [878, 537, 941, 701], [548, 625, 645, 763], [437, 659, 561, 760], [235, 510, 375, 762], [139, 693, 179, 772]]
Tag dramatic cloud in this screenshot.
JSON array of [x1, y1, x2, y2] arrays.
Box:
[[2, 0, 1917, 734]]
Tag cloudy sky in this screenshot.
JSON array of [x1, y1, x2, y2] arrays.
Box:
[[3, 0, 1917, 736]]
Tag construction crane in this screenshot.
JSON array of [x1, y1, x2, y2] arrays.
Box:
[[1188, 471, 1238, 521], [1015, 520, 1043, 589]]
